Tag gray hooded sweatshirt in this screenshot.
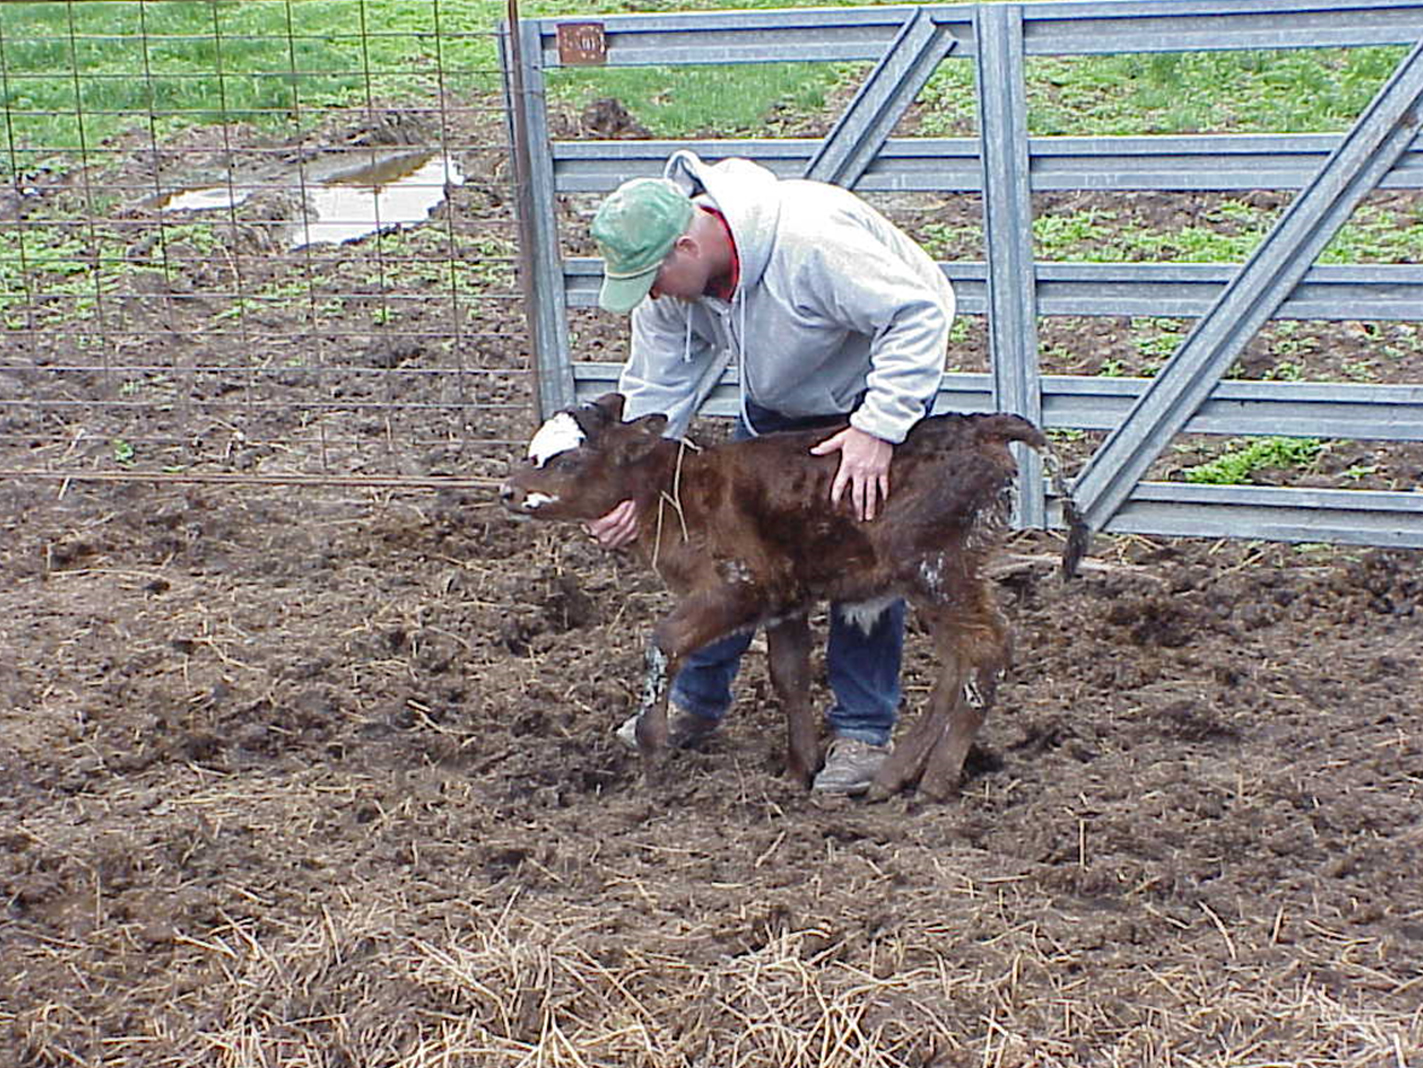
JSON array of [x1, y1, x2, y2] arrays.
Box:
[[617, 150, 954, 443]]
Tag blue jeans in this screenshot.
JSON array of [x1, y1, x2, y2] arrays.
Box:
[[667, 401, 904, 746]]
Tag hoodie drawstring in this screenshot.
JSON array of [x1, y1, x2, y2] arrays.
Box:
[[735, 291, 756, 437]]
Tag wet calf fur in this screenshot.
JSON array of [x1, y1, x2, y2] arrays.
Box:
[[500, 392, 1084, 800]]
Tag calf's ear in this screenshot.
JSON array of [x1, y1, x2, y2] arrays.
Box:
[[634, 413, 668, 436], [591, 392, 626, 422], [574, 392, 626, 438], [619, 413, 669, 462]]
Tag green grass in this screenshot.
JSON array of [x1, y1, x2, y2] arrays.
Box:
[[1183, 436, 1324, 485], [1020, 47, 1406, 137], [0, 212, 515, 333], [0, 0, 865, 158], [0, 222, 161, 327], [554, 62, 845, 138], [922, 200, 1423, 267], [1, 0, 1411, 175], [921, 197, 1423, 267], [1026, 203, 1273, 263], [552, 40, 1409, 141], [0, 0, 502, 172]]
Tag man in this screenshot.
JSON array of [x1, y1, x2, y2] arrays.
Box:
[[587, 149, 955, 795]]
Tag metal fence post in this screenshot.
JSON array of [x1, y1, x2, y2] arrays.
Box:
[[975, 3, 1045, 528], [502, 4, 574, 420]]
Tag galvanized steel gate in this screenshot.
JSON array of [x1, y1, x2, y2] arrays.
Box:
[[502, 0, 1423, 548]]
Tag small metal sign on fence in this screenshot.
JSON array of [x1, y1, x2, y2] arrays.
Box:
[[556, 22, 607, 65]]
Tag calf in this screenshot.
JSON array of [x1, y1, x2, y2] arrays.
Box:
[[500, 392, 1085, 801]]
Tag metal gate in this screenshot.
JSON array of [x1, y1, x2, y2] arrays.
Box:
[[503, 0, 1423, 548]]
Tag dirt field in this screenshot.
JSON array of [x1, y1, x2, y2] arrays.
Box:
[[2, 97, 1421, 1067]]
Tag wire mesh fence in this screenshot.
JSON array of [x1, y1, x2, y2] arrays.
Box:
[[0, 0, 530, 489]]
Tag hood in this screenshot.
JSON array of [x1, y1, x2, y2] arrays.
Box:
[[663, 149, 781, 292]]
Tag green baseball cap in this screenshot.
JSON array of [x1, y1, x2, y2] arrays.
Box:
[[591, 177, 693, 314]]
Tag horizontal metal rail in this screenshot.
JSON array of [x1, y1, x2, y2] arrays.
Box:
[[532, 1, 1423, 68], [0, 364, 521, 377], [0, 398, 528, 414], [563, 258, 1423, 321], [0, 434, 526, 452], [1037, 377, 1423, 439], [551, 135, 1423, 193], [1108, 481, 1423, 547], [568, 361, 1423, 441], [0, 470, 503, 490]]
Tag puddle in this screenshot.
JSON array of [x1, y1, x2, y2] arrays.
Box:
[[157, 150, 463, 248], [161, 185, 255, 213]]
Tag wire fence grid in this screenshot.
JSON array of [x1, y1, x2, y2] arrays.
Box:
[[0, 0, 530, 490]]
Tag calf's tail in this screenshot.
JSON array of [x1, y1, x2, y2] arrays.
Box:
[[1042, 447, 1089, 578], [976, 414, 1088, 578]]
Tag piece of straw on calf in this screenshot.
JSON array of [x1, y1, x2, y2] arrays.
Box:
[[500, 392, 1086, 801]]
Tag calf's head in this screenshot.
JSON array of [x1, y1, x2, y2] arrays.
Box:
[[500, 393, 668, 521]]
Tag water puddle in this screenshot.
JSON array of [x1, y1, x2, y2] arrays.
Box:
[[157, 149, 463, 248], [161, 185, 252, 213]]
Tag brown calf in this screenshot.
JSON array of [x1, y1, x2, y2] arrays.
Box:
[[500, 392, 1085, 800]]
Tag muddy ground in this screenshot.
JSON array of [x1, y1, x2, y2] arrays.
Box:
[[1, 94, 1421, 1067]]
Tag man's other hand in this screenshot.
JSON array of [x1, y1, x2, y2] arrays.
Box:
[[810, 426, 893, 522], [584, 498, 640, 549]]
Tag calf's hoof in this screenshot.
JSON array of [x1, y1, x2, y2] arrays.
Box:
[[865, 757, 914, 802], [638, 748, 668, 788], [914, 767, 963, 803]]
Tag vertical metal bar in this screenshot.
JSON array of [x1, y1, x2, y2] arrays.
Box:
[[975, 4, 1044, 528], [1, 9, 37, 340], [354, 0, 399, 471], [63, 0, 113, 399], [501, 6, 572, 420], [206, 1, 255, 429], [428, 0, 468, 427], [1072, 37, 1423, 532], [803, 8, 956, 189]]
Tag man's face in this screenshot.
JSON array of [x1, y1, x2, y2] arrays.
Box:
[[648, 241, 709, 303]]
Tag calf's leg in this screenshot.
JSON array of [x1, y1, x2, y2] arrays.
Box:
[[633, 641, 675, 759], [867, 644, 966, 801], [913, 608, 1011, 801], [635, 589, 760, 779], [765, 613, 815, 786], [915, 684, 984, 801]]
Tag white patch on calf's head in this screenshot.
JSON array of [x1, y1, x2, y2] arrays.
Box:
[[523, 492, 558, 511], [527, 411, 585, 467]]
